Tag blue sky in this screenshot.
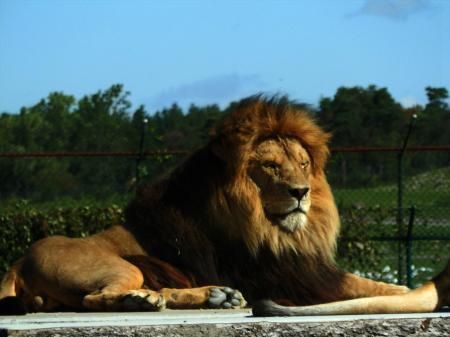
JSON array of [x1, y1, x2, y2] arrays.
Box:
[[0, 0, 449, 113]]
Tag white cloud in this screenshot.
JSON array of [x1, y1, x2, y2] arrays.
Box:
[[351, 0, 429, 20], [149, 74, 266, 110]]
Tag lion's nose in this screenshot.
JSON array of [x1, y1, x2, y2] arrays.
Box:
[[288, 187, 309, 200]]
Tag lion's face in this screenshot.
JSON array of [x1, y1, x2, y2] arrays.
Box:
[[248, 137, 311, 233]]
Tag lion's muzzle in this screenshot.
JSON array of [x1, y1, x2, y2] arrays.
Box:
[[287, 187, 309, 201]]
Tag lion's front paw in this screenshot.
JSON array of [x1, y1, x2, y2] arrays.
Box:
[[208, 287, 247, 309], [122, 290, 166, 311]]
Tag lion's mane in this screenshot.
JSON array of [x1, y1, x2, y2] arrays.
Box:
[[208, 96, 339, 258], [125, 95, 343, 304]]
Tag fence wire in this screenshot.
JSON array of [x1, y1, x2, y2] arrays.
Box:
[[331, 148, 450, 287]]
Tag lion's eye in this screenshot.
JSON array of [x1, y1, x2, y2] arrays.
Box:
[[262, 162, 278, 170], [301, 161, 309, 169]]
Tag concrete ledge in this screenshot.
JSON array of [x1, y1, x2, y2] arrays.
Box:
[[1, 310, 450, 337]]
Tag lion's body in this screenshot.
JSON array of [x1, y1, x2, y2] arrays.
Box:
[[0, 96, 417, 314]]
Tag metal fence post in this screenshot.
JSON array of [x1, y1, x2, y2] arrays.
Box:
[[397, 114, 417, 285], [406, 206, 415, 288], [135, 118, 148, 187]]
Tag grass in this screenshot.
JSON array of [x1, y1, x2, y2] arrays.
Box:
[[334, 188, 450, 209], [333, 166, 450, 217], [332, 167, 450, 286]]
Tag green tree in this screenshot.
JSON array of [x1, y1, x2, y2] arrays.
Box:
[[316, 85, 407, 186], [425, 87, 449, 109], [413, 87, 450, 150]]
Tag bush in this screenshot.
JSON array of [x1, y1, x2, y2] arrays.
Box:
[[337, 205, 396, 279]]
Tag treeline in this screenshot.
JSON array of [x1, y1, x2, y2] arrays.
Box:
[[317, 86, 450, 186], [0, 84, 449, 202]]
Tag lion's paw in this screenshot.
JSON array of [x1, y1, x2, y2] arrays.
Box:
[[208, 287, 247, 309], [122, 290, 166, 311]]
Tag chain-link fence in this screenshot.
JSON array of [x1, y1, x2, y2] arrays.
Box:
[[0, 147, 449, 287], [331, 147, 450, 287]]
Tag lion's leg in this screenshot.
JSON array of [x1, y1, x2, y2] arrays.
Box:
[[84, 286, 247, 311], [12, 236, 247, 312], [253, 282, 439, 316], [83, 288, 166, 311], [338, 272, 409, 299], [123, 256, 247, 309], [159, 286, 246, 309], [30, 253, 164, 312], [83, 285, 246, 311], [255, 261, 450, 316], [81, 255, 246, 311], [0, 261, 22, 299], [16, 235, 167, 312]]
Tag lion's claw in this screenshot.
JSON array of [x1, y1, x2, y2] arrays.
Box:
[[208, 287, 246, 309]]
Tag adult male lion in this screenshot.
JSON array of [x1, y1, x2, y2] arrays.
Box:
[[1, 96, 413, 313]]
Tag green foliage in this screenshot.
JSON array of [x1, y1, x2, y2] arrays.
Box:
[[1, 84, 449, 199], [333, 166, 450, 214], [0, 200, 123, 277], [318, 85, 407, 187], [317, 85, 407, 146], [336, 204, 450, 286], [337, 206, 394, 274], [425, 86, 448, 109], [0, 84, 225, 203], [318, 85, 450, 187], [413, 87, 450, 147]]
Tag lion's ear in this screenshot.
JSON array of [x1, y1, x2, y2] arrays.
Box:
[[210, 138, 227, 161], [210, 127, 234, 161], [209, 127, 221, 158]]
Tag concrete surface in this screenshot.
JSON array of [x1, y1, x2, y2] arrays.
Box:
[[1, 310, 450, 336]]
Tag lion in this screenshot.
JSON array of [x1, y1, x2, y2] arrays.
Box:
[[1, 95, 427, 314]]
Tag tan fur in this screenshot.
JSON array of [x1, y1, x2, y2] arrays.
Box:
[[0, 226, 246, 312], [253, 261, 450, 316]]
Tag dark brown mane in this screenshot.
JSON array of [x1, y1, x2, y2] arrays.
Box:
[[211, 95, 331, 172], [206, 96, 338, 258]]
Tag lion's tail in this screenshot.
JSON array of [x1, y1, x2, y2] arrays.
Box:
[[0, 260, 27, 315]]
